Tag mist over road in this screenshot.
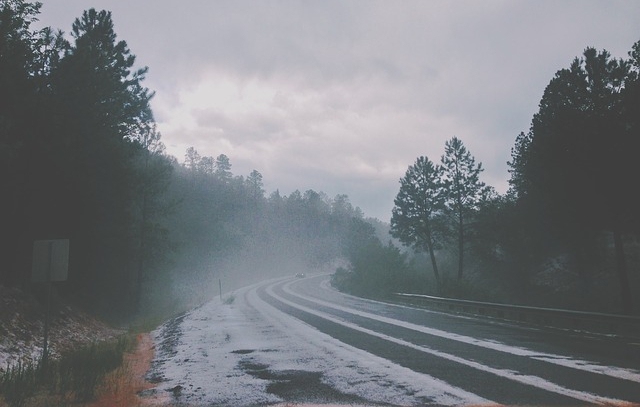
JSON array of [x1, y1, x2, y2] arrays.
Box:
[[148, 274, 640, 406]]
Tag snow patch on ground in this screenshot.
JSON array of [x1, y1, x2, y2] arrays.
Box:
[[145, 278, 490, 406], [148, 296, 282, 406], [0, 285, 122, 371]]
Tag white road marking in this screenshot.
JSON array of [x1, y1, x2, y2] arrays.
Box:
[[245, 281, 494, 406], [292, 277, 640, 383], [266, 280, 630, 405]]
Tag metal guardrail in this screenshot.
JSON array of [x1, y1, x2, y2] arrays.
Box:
[[392, 293, 640, 338]]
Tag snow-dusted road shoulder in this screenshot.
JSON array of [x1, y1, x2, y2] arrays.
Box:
[[144, 277, 490, 406]]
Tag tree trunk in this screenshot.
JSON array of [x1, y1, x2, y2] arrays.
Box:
[[613, 228, 633, 314], [425, 228, 441, 291], [457, 207, 464, 280]]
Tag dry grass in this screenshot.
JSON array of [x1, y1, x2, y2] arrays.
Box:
[[0, 334, 156, 407], [87, 333, 156, 407]]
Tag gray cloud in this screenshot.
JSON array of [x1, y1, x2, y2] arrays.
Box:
[[37, 0, 640, 220]]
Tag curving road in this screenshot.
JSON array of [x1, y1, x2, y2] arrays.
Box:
[[253, 273, 640, 406]]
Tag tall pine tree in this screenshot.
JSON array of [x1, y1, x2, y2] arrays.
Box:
[[508, 44, 638, 313], [391, 156, 444, 289], [440, 137, 488, 280]]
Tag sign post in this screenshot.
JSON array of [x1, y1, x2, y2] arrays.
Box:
[[31, 239, 69, 369]]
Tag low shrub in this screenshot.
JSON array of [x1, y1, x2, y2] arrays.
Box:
[[0, 335, 132, 407]]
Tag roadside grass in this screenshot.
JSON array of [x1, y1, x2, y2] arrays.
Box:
[[85, 333, 157, 407], [0, 335, 133, 407]]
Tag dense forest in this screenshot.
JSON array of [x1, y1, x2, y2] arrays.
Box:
[[1, 1, 639, 322], [0, 0, 373, 321]]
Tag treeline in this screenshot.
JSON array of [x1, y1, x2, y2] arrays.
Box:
[[1, 2, 166, 318], [335, 41, 640, 315], [0, 1, 365, 321]]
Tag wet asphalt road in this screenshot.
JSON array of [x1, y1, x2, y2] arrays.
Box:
[[256, 274, 640, 406]]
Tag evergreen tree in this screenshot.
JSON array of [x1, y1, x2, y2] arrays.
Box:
[[48, 8, 155, 315], [391, 156, 444, 289], [440, 137, 488, 280], [246, 169, 265, 202], [198, 155, 215, 175], [0, 0, 44, 285], [184, 146, 201, 172], [215, 154, 232, 182], [508, 43, 638, 313]]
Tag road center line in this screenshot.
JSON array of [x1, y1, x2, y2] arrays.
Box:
[[286, 277, 640, 383], [246, 283, 494, 406], [267, 281, 626, 405]]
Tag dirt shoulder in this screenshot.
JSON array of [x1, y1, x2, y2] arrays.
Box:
[[88, 333, 159, 407]]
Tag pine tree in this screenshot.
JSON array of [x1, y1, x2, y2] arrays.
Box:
[[440, 137, 488, 280], [508, 44, 638, 313], [391, 156, 444, 289], [49, 8, 155, 315]]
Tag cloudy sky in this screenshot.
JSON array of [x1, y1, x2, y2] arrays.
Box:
[[36, 1, 639, 221]]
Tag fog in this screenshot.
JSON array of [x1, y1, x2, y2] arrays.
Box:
[[135, 160, 362, 318]]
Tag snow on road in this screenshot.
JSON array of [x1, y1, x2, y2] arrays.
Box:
[[144, 277, 491, 406]]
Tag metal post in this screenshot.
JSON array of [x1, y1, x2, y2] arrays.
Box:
[[219, 279, 222, 301], [42, 241, 53, 370]]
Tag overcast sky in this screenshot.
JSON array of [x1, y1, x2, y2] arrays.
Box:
[[36, 1, 640, 221]]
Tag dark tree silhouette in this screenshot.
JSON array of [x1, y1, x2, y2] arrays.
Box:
[[391, 156, 444, 289], [215, 154, 232, 182], [246, 170, 265, 202], [0, 2, 179, 320], [508, 44, 639, 313], [440, 137, 488, 280]]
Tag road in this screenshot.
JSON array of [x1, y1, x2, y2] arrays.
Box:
[[257, 274, 640, 405], [148, 274, 640, 406]]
